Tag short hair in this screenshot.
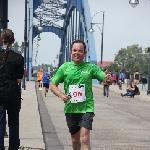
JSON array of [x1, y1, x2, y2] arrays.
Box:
[[71, 39, 86, 51]]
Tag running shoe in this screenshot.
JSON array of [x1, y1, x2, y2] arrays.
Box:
[[39, 87, 42, 91]]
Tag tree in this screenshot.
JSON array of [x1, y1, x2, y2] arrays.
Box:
[[107, 63, 120, 72], [114, 44, 148, 74], [12, 41, 24, 55]]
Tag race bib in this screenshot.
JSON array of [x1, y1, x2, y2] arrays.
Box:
[[69, 84, 86, 103]]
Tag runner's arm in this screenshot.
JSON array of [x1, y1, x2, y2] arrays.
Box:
[[102, 74, 113, 85], [50, 82, 63, 97], [50, 82, 70, 102]]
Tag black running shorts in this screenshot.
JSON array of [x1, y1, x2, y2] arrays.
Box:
[[65, 112, 95, 135], [43, 83, 49, 88]]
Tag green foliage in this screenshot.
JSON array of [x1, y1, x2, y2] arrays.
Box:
[[114, 44, 148, 74], [12, 41, 24, 55], [107, 63, 120, 72]]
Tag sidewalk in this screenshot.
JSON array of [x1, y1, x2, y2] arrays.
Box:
[[93, 83, 150, 102], [4, 81, 45, 150]]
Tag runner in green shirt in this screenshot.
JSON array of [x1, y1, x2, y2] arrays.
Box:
[[50, 39, 112, 150]]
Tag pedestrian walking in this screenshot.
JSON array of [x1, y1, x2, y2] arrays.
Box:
[[50, 39, 113, 150], [140, 75, 147, 90], [0, 29, 24, 150], [103, 69, 111, 97]]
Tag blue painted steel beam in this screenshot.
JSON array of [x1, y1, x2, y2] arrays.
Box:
[[33, 0, 43, 12], [62, 0, 98, 83], [32, 26, 63, 39], [64, 0, 82, 13]]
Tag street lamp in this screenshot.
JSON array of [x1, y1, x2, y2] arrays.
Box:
[[22, 0, 28, 90], [129, 0, 139, 8], [88, 11, 105, 69], [147, 48, 150, 95], [37, 34, 41, 41], [88, 28, 94, 34], [38, 26, 43, 32]]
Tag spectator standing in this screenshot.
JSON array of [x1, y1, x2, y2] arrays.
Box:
[[111, 72, 117, 84], [0, 29, 24, 150], [119, 71, 125, 83], [115, 71, 119, 84], [24, 69, 28, 80], [124, 69, 131, 88], [140, 75, 147, 90], [134, 70, 140, 87]]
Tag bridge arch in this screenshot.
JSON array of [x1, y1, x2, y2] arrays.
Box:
[[28, 0, 98, 83]]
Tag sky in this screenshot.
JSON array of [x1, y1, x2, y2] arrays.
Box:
[[8, 0, 150, 66]]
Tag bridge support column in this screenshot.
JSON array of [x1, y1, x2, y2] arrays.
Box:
[[0, 0, 8, 47]]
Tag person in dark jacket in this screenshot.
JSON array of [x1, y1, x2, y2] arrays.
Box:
[[140, 75, 147, 90], [134, 70, 140, 87], [0, 29, 24, 150]]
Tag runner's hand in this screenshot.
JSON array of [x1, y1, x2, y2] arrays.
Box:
[[58, 93, 71, 102], [105, 74, 113, 85]]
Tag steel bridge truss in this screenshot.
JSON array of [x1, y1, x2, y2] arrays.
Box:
[[28, 0, 98, 82]]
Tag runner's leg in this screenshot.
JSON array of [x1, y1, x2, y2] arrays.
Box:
[[80, 127, 91, 150], [71, 132, 81, 150]]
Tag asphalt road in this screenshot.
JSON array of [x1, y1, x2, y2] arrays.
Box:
[[38, 83, 150, 150]]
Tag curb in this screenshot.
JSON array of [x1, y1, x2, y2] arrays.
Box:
[[35, 81, 64, 150]]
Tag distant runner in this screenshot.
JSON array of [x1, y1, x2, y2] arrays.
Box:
[[42, 71, 50, 97], [37, 68, 43, 90]]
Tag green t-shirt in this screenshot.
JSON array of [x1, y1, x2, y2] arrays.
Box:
[[51, 61, 105, 113]]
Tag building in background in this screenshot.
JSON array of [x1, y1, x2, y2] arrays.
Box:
[[97, 61, 114, 68]]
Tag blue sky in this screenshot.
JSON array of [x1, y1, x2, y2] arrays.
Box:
[[8, 0, 150, 65]]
